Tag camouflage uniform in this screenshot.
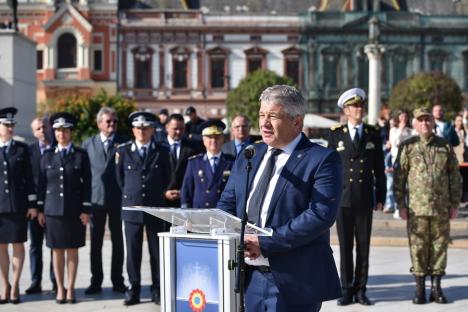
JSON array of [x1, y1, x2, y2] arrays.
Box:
[[394, 134, 461, 276]]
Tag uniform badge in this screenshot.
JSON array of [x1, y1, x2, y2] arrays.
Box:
[[365, 142, 375, 150], [337, 141, 345, 151], [198, 170, 204, 178], [223, 170, 230, 177], [343, 127, 348, 133]]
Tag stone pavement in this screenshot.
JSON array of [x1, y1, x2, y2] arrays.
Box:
[[1, 213, 467, 311]]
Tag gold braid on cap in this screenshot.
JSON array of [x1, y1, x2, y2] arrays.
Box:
[[344, 95, 364, 107]]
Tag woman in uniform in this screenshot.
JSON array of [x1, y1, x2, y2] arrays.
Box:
[[0, 107, 37, 304], [37, 112, 91, 304]]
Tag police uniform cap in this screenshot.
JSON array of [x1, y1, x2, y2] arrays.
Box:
[[50, 112, 76, 129], [337, 88, 366, 109], [0, 107, 17, 125], [185, 106, 196, 115], [413, 107, 432, 119], [129, 111, 156, 128], [201, 119, 226, 136]]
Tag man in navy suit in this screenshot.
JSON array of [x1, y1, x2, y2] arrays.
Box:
[[82, 107, 126, 294], [25, 117, 56, 294], [160, 113, 201, 207], [221, 114, 254, 158], [217, 85, 342, 311], [181, 120, 235, 208]]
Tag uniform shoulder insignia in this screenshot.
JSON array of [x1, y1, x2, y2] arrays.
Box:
[[364, 124, 379, 131], [330, 124, 344, 131], [254, 139, 263, 144], [399, 135, 418, 147], [117, 141, 132, 149], [188, 153, 203, 160]]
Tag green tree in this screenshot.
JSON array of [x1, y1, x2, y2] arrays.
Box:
[[43, 89, 136, 143], [388, 72, 462, 120], [225, 70, 295, 131]]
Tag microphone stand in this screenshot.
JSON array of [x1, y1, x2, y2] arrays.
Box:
[[234, 158, 252, 312]]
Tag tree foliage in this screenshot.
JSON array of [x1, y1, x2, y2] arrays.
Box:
[[42, 89, 137, 143], [388, 72, 462, 119], [225, 70, 295, 131]]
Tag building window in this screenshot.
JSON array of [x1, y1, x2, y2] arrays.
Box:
[[93, 50, 103, 72], [282, 47, 301, 86], [133, 46, 152, 89], [207, 46, 229, 89], [37, 50, 43, 70], [393, 53, 407, 85], [357, 54, 368, 88], [57, 33, 77, 68], [171, 46, 190, 89], [245, 47, 268, 74], [322, 51, 340, 89], [428, 50, 447, 72]]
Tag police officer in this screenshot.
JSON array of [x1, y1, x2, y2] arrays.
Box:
[[116, 111, 171, 306], [0, 107, 37, 304], [394, 108, 462, 304], [37, 112, 91, 304], [327, 88, 386, 306], [181, 120, 235, 208]]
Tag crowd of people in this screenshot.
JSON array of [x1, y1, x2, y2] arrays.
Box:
[[0, 84, 463, 311]]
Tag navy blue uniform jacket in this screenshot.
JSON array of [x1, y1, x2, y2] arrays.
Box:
[[217, 134, 342, 304], [37, 145, 92, 217]]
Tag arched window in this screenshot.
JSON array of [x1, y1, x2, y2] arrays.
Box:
[[57, 33, 77, 68]]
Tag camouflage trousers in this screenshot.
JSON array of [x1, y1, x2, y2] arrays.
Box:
[[407, 214, 450, 276]]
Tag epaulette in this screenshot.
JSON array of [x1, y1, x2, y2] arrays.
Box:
[[399, 135, 419, 147], [188, 153, 204, 160], [254, 139, 263, 144], [365, 124, 380, 131], [117, 141, 132, 149], [330, 124, 344, 131]]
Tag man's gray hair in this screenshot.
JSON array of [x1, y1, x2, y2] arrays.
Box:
[[96, 107, 117, 123], [259, 85, 306, 117]]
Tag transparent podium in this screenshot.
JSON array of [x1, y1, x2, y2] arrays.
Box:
[[123, 206, 272, 312]]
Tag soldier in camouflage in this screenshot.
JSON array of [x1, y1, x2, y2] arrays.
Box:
[[394, 107, 462, 305]]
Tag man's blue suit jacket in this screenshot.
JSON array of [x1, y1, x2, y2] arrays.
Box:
[[217, 133, 342, 304]]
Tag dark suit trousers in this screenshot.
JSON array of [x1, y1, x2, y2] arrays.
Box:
[[90, 207, 124, 286], [28, 219, 55, 284], [336, 206, 373, 295], [245, 270, 322, 312], [124, 218, 164, 289]]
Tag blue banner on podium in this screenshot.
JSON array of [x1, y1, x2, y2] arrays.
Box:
[[175, 239, 219, 312]]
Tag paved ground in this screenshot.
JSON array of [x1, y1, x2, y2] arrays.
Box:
[[1, 211, 467, 311]]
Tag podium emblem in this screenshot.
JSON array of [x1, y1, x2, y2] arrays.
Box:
[[189, 288, 207, 312]]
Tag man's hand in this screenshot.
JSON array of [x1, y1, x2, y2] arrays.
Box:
[[244, 235, 261, 260], [399, 207, 409, 220], [165, 190, 180, 201], [80, 213, 90, 226], [374, 202, 383, 211], [450, 207, 459, 219], [26, 208, 37, 220], [37, 212, 45, 227]]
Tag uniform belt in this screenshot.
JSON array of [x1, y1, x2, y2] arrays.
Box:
[[246, 265, 271, 273]]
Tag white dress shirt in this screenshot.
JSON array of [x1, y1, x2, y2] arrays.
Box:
[[167, 136, 181, 160], [348, 121, 363, 142], [245, 133, 302, 266]]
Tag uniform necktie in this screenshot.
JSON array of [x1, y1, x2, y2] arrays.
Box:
[[247, 148, 282, 225], [353, 127, 360, 148], [1, 146, 6, 158], [60, 148, 67, 160], [141, 146, 147, 162], [171, 142, 179, 161], [211, 156, 218, 173]]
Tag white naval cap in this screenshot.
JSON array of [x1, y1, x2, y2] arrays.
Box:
[[337, 88, 366, 109]]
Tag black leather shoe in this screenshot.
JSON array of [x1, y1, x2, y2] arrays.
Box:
[[25, 282, 42, 294], [84, 284, 102, 295], [9, 297, 20, 304], [67, 298, 77, 304], [112, 283, 127, 293], [123, 288, 140, 306], [151, 287, 161, 305], [55, 298, 66, 304], [337, 294, 353, 306], [354, 292, 372, 305]]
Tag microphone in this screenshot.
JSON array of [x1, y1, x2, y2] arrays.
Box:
[[243, 145, 256, 160]]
